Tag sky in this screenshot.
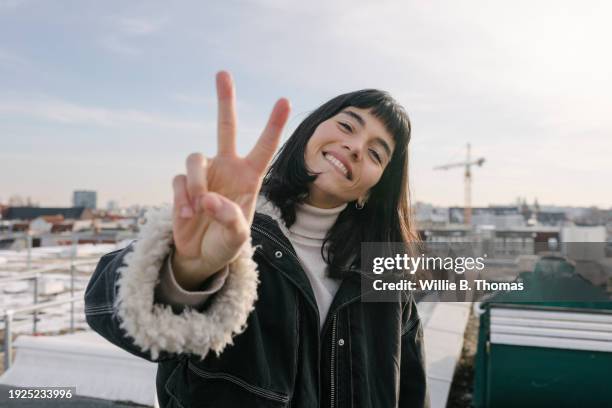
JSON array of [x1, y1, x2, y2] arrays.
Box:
[[1, 0, 611, 209]]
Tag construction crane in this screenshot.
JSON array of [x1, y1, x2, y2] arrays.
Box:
[[433, 143, 485, 226]]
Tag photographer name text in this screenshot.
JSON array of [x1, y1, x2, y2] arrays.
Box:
[[372, 279, 524, 292]]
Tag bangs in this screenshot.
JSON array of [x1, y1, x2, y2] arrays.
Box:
[[337, 90, 411, 157]]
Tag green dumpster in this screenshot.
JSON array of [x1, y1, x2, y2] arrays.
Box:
[[473, 256, 612, 408]]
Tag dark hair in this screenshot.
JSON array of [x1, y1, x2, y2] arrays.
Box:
[[261, 89, 418, 279]]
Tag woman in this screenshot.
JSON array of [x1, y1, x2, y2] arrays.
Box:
[[85, 71, 428, 407]]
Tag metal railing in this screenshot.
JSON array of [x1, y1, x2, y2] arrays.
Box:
[[0, 232, 137, 267], [2, 292, 85, 370], [0, 236, 102, 371], [0, 259, 99, 335], [0, 234, 131, 372]]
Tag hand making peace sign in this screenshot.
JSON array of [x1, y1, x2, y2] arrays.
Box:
[[171, 71, 291, 289]]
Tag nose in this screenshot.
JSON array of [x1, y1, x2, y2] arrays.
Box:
[[342, 139, 364, 162]]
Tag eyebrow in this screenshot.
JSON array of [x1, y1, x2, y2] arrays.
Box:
[[342, 110, 393, 158]]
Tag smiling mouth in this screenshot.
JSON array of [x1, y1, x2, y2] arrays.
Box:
[[323, 152, 352, 180]]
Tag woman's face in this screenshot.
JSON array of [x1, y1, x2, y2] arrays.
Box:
[[304, 107, 396, 208]]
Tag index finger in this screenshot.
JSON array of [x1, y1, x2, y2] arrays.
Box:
[[216, 71, 237, 156], [245, 98, 291, 173]]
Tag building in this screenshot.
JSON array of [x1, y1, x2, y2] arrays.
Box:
[[106, 200, 119, 212], [414, 202, 449, 229], [449, 206, 526, 229], [73, 190, 97, 209], [3, 207, 94, 221]]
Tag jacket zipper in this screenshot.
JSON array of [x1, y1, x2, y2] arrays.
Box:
[[330, 313, 338, 408], [253, 224, 343, 407]]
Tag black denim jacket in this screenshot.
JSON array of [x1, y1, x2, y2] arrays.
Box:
[[85, 210, 429, 408]]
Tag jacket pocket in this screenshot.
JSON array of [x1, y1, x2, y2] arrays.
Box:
[[165, 358, 290, 407]]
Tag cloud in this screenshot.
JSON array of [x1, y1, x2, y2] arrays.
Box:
[[0, 0, 27, 10], [100, 16, 166, 56], [171, 93, 215, 105], [99, 36, 141, 56], [115, 16, 166, 36], [0, 49, 30, 69], [0, 96, 210, 131], [2, 0, 610, 206]]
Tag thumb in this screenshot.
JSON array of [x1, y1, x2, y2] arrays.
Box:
[[200, 192, 249, 243]]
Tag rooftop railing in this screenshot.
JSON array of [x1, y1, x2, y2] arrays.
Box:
[[2, 293, 85, 370]]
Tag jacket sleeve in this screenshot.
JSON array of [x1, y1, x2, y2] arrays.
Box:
[[154, 249, 229, 312], [399, 297, 430, 408], [84, 205, 260, 362]]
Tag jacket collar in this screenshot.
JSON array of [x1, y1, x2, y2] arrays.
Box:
[[250, 212, 363, 320], [251, 212, 318, 311]]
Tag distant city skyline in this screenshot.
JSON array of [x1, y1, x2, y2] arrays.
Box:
[[1, 191, 608, 211], [1, 1, 611, 208]]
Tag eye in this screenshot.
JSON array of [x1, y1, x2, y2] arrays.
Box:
[[339, 122, 353, 133], [369, 148, 382, 164]]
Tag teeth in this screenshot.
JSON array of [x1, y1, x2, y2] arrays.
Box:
[[324, 153, 348, 177]]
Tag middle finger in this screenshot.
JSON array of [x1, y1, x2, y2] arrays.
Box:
[[186, 152, 208, 210]]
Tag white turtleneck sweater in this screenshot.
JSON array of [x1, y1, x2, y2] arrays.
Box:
[[155, 196, 346, 330]]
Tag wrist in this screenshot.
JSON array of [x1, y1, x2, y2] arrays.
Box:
[[171, 251, 219, 291]]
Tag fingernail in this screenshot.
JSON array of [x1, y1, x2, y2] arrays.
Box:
[[180, 206, 194, 218]]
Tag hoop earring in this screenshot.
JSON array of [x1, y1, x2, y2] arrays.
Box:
[[355, 200, 365, 210]]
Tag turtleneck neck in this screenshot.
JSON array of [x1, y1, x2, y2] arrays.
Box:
[[289, 201, 347, 241]]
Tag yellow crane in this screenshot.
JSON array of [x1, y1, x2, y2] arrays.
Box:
[[433, 143, 485, 225]]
